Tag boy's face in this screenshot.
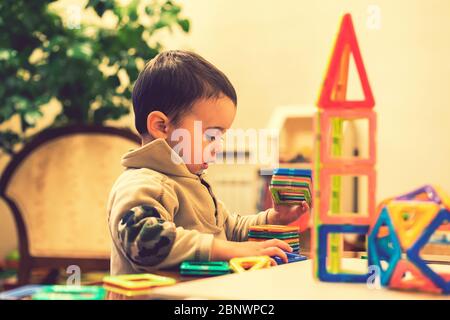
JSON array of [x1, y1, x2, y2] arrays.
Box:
[[166, 95, 237, 175]]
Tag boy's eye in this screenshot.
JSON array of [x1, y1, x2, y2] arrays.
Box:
[[205, 134, 224, 142], [204, 134, 217, 142], [203, 128, 224, 142]]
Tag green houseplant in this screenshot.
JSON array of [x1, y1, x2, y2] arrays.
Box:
[[0, 0, 190, 155]]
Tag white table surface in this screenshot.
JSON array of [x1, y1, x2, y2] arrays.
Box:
[[150, 259, 450, 300]]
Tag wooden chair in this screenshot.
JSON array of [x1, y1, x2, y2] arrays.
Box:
[[0, 125, 140, 284]]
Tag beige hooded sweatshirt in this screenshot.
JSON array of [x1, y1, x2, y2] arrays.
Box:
[[107, 138, 270, 275]]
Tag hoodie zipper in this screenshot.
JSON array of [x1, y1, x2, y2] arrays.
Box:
[[199, 177, 219, 221]]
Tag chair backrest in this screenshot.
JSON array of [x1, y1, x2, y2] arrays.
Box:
[[0, 126, 140, 259]]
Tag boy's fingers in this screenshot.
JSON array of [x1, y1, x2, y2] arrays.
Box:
[[264, 247, 288, 263], [269, 258, 278, 266], [297, 201, 308, 212], [265, 239, 292, 252], [305, 200, 312, 210], [261, 247, 287, 262], [303, 201, 310, 210]]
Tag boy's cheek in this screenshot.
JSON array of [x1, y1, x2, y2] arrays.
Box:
[[212, 140, 224, 154], [203, 141, 222, 163], [170, 136, 219, 165]]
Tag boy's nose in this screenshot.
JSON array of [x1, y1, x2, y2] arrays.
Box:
[[213, 140, 224, 153]]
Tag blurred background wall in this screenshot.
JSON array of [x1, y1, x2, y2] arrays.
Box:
[[1, 0, 450, 258]]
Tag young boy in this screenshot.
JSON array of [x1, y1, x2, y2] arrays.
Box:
[[107, 50, 309, 275]]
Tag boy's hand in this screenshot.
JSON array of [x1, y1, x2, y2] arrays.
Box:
[[211, 238, 293, 264], [267, 201, 310, 225]]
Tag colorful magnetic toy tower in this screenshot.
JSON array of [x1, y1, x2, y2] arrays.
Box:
[[312, 13, 376, 282]]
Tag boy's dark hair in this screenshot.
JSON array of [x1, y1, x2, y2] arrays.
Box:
[[132, 50, 237, 135]]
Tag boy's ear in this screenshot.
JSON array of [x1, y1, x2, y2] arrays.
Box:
[[146, 111, 170, 139]]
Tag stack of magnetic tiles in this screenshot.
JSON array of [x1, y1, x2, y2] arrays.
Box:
[[269, 168, 312, 207], [248, 225, 300, 253]]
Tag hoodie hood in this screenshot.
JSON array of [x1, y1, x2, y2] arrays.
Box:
[[121, 138, 200, 179]]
